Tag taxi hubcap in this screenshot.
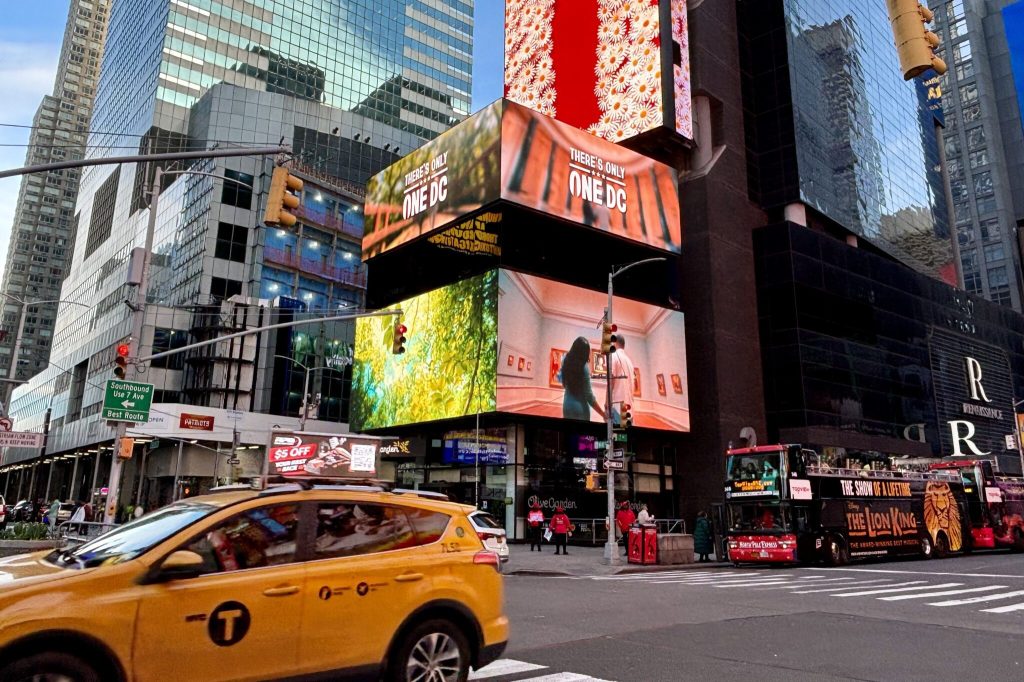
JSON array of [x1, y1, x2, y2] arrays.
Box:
[[407, 632, 461, 682]]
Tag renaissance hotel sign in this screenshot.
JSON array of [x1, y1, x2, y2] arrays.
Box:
[[362, 99, 681, 260]]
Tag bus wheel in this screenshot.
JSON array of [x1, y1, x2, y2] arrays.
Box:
[[919, 534, 934, 559], [934, 532, 950, 559], [826, 536, 848, 566], [1012, 528, 1024, 552]]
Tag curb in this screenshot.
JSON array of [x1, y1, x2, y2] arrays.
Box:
[[505, 569, 572, 577]]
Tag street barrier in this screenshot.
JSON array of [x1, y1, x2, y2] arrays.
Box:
[[58, 521, 120, 547], [566, 518, 685, 546]]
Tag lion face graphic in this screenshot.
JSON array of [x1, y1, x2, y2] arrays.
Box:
[[924, 482, 962, 551]]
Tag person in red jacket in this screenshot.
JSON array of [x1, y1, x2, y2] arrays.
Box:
[[550, 506, 572, 555], [527, 501, 545, 552], [615, 501, 636, 554]]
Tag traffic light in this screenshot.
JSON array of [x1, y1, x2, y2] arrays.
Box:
[[622, 403, 633, 429], [601, 322, 617, 354], [263, 166, 304, 227], [391, 321, 407, 355], [887, 0, 947, 80], [114, 342, 129, 379]]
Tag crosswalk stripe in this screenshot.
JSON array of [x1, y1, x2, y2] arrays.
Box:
[[754, 577, 858, 590], [588, 571, 721, 581], [520, 673, 615, 682], [928, 589, 1024, 607], [713, 579, 795, 588], [470, 659, 548, 679], [791, 579, 896, 594], [878, 585, 1007, 601], [980, 602, 1024, 614], [833, 582, 958, 597]]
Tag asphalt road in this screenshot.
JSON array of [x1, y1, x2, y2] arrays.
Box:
[[478, 553, 1024, 681]]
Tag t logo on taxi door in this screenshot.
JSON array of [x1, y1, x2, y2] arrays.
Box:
[[208, 601, 251, 647]]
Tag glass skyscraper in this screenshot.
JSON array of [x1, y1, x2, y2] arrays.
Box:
[[1, 0, 473, 505]]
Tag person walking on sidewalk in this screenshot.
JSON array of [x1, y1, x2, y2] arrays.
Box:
[[615, 501, 635, 554], [550, 506, 571, 555], [694, 510, 714, 562], [527, 501, 545, 552]]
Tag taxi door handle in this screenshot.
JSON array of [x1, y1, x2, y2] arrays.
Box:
[[394, 572, 424, 583], [263, 584, 300, 597]]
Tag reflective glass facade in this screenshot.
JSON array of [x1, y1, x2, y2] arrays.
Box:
[[756, 222, 1024, 474], [5, 0, 474, 466], [741, 0, 955, 283]]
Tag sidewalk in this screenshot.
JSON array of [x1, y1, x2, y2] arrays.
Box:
[[504, 543, 729, 577]]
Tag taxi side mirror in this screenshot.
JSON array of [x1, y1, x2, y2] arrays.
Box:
[[155, 550, 206, 582]]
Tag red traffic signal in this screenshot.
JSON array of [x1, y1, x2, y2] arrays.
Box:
[[114, 342, 130, 379], [392, 322, 408, 355]]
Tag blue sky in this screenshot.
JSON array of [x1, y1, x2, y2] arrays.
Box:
[[0, 1, 504, 272]]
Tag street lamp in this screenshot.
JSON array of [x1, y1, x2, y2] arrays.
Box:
[[273, 353, 350, 430], [603, 257, 667, 565], [0, 293, 90, 417]]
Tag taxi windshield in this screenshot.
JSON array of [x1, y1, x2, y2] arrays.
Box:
[[49, 502, 218, 569]]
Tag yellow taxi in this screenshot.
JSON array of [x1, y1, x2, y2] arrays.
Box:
[[0, 483, 508, 681]]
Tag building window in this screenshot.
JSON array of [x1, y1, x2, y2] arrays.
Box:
[[962, 102, 982, 123], [215, 222, 248, 263], [954, 41, 972, 64], [222, 169, 254, 209], [976, 197, 997, 215], [966, 126, 986, 151], [959, 83, 978, 104], [960, 248, 977, 271], [946, 0, 965, 20], [152, 328, 188, 370], [991, 288, 1013, 307], [955, 61, 974, 81], [949, 19, 968, 38], [988, 265, 1008, 288], [210, 277, 242, 302], [980, 218, 1000, 241], [945, 136, 961, 158], [984, 242, 1004, 263], [968, 149, 988, 169], [963, 271, 982, 293], [973, 171, 994, 197]]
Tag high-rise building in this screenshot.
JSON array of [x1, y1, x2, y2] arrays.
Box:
[[934, 0, 1024, 310], [1, 0, 473, 507], [0, 0, 110, 393]]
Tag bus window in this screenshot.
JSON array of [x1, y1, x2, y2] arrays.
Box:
[[727, 503, 789, 532], [727, 451, 784, 482]]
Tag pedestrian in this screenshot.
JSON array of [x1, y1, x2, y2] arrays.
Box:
[[550, 506, 571, 555], [527, 501, 545, 552], [615, 501, 635, 554], [694, 510, 714, 562], [637, 503, 654, 526]]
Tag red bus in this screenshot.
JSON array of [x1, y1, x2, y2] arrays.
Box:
[[724, 445, 974, 565], [928, 460, 1024, 551]]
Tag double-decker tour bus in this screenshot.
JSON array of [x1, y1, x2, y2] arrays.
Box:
[[723, 444, 973, 565], [928, 460, 1024, 551]]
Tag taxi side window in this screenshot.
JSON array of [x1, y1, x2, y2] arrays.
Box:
[[313, 503, 417, 559], [187, 503, 300, 574], [404, 508, 451, 545]]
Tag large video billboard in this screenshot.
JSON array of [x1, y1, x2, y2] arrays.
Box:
[[350, 271, 498, 431], [351, 269, 687, 432], [504, 0, 692, 142], [364, 100, 681, 260], [496, 271, 688, 431]]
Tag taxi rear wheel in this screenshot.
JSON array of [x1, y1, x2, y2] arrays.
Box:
[[389, 619, 470, 682], [0, 652, 100, 682]]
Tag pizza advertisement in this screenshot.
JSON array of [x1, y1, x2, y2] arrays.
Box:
[[267, 431, 389, 479]]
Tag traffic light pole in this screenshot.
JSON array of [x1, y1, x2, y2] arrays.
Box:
[[603, 258, 666, 565]]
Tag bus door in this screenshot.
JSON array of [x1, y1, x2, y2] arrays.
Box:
[[711, 503, 728, 561]]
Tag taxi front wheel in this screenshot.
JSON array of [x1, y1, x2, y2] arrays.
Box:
[[0, 652, 100, 682], [388, 619, 470, 682]]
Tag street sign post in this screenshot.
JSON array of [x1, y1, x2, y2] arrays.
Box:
[[0, 431, 43, 448], [604, 459, 624, 470], [103, 379, 154, 423]]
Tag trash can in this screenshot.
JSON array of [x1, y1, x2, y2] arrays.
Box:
[[627, 525, 659, 565]]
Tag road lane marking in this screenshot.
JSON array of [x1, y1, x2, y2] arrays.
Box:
[[980, 602, 1024, 614], [878, 585, 1007, 601], [929, 590, 1024, 606], [470, 659, 548, 679], [712, 579, 796, 588], [520, 673, 615, 682], [832, 582, 956, 597], [801, 567, 1024, 579], [791, 579, 894, 593], [754, 577, 858, 590]]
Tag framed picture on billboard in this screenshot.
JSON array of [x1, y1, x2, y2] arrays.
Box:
[[633, 368, 642, 397], [499, 341, 535, 379], [591, 348, 608, 380], [671, 373, 683, 394], [549, 348, 567, 387], [656, 374, 667, 396]]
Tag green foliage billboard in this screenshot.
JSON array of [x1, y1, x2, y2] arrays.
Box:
[[351, 271, 498, 430]]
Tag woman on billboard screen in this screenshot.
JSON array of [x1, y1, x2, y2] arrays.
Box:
[[559, 336, 606, 421]]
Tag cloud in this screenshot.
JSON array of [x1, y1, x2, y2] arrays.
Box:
[[0, 39, 61, 274]]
